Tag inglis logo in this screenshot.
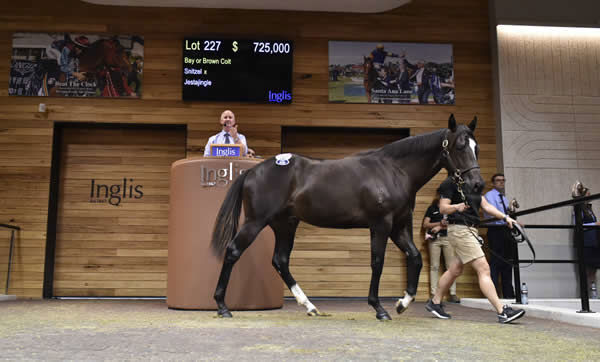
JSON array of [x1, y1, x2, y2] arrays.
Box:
[[89, 178, 144, 206], [201, 162, 248, 187], [213, 147, 240, 157], [268, 90, 292, 103]]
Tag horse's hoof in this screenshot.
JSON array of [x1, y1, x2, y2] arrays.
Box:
[[307, 308, 322, 317], [218, 309, 232, 318], [376, 311, 392, 321], [396, 301, 408, 314]]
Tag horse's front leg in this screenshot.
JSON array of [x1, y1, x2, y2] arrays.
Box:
[[390, 218, 423, 314], [367, 221, 392, 321]]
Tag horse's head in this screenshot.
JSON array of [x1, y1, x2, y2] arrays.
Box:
[[79, 39, 132, 73], [363, 56, 371, 74], [442, 114, 485, 194]]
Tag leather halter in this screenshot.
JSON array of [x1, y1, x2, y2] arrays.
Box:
[[440, 130, 481, 181], [441, 130, 481, 203]]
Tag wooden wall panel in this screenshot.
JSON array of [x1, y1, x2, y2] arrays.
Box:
[[0, 0, 494, 299], [52, 126, 185, 296]]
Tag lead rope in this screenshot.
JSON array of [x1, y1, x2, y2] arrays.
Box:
[[442, 136, 535, 268], [450, 177, 535, 268]]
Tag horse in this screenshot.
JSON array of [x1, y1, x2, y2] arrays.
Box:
[[211, 114, 484, 320], [363, 56, 377, 102], [78, 38, 135, 97]]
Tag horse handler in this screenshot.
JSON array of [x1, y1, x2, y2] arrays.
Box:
[[425, 177, 526, 324]]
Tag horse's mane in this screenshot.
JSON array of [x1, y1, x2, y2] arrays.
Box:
[[78, 39, 105, 64], [355, 129, 446, 159]]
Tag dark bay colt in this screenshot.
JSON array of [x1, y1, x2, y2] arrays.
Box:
[[211, 114, 484, 320]]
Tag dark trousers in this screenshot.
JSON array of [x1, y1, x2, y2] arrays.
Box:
[[488, 227, 515, 298], [418, 86, 430, 104]]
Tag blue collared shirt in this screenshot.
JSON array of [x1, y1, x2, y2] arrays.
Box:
[[204, 130, 248, 156], [483, 188, 508, 225]]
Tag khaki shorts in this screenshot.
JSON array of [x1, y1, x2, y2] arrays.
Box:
[[447, 224, 485, 264]]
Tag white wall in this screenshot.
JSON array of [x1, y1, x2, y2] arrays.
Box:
[[495, 25, 600, 297], [493, 0, 600, 27]]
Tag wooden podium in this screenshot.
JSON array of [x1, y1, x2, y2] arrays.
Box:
[[167, 157, 283, 310]]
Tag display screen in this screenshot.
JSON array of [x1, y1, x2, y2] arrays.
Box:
[[182, 38, 293, 103]]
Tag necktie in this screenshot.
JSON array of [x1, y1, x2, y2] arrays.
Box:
[[499, 193, 508, 214], [224, 133, 231, 144]]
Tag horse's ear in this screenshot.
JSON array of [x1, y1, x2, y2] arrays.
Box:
[[448, 114, 457, 132], [468, 116, 477, 132]]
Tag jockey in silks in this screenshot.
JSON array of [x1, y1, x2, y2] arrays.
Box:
[[368, 44, 399, 77], [41, 34, 89, 95]]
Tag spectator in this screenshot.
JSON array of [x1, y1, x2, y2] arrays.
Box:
[[483, 173, 516, 299], [423, 190, 460, 303], [571, 181, 600, 295]]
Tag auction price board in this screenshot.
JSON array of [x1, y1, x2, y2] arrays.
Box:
[[182, 38, 293, 103]]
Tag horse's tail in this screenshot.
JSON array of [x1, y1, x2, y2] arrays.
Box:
[[211, 171, 249, 256]]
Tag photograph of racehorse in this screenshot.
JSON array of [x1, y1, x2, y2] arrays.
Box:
[[211, 114, 483, 320], [9, 32, 143, 98], [329, 41, 455, 105]]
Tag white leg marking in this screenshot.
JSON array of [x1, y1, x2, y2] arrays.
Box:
[[291, 284, 316, 312], [396, 291, 414, 309]]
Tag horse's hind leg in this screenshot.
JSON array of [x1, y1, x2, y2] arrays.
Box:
[[270, 217, 322, 316], [214, 220, 265, 318], [390, 218, 423, 314], [367, 219, 393, 321]]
